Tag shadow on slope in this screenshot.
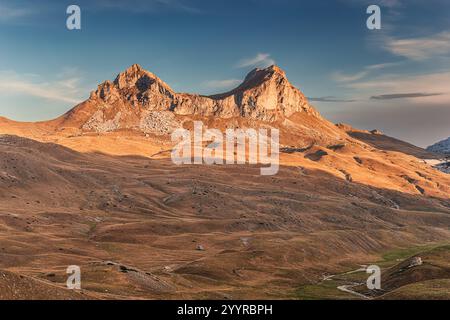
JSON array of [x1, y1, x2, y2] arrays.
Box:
[[347, 131, 440, 160], [1, 134, 450, 299]]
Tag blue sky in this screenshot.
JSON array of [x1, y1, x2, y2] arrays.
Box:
[[0, 0, 449, 146]]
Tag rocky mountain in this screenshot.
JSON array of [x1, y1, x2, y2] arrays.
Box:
[[56, 64, 324, 135], [1, 64, 450, 299], [427, 137, 450, 155]]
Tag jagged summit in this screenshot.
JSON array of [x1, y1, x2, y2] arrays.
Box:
[[58, 64, 326, 136], [90, 64, 174, 106], [113, 64, 173, 91], [244, 65, 286, 82], [210, 65, 290, 100]]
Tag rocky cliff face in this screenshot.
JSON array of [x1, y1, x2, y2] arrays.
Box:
[[59, 64, 321, 134], [427, 137, 450, 155]]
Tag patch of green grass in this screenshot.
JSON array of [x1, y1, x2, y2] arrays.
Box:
[[381, 279, 450, 300], [293, 243, 450, 300], [427, 244, 450, 253], [377, 243, 447, 268], [335, 271, 367, 283]]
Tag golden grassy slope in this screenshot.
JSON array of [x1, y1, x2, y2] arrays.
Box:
[[0, 133, 449, 299]]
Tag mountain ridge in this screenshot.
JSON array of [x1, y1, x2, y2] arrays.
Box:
[[0, 64, 442, 161], [56, 64, 320, 134]]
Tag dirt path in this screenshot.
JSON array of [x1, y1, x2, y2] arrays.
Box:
[[337, 284, 371, 300], [324, 267, 372, 300]]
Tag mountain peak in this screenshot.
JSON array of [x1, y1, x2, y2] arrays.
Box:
[[244, 65, 286, 82], [116, 63, 147, 81], [122, 63, 144, 74], [265, 64, 286, 76], [88, 64, 174, 106], [113, 64, 170, 91], [66, 63, 320, 134]]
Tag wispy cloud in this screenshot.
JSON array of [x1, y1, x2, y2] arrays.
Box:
[[365, 62, 401, 70], [385, 31, 450, 60], [331, 71, 368, 83], [371, 92, 444, 100], [341, 0, 402, 8], [345, 71, 450, 104], [0, 70, 85, 104], [308, 96, 356, 103], [236, 53, 275, 69], [341, 0, 403, 18], [0, 3, 32, 22], [379, 0, 402, 8], [92, 0, 202, 14], [331, 62, 401, 83], [203, 79, 242, 90], [205, 53, 276, 90]]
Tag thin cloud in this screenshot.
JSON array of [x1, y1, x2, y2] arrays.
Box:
[[365, 62, 402, 70], [331, 62, 400, 83], [0, 70, 85, 104], [236, 53, 275, 69], [203, 79, 242, 90], [341, 0, 402, 8], [371, 92, 444, 100], [379, 0, 402, 7], [340, 0, 403, 18], [348, 71, 450, 90], [0, 4, 32, 22], [385, 31, 450, 60], [331, 71, 369, 83], [308, 96, 356, 103], [346, 71, 450, 104], [93, 0, 202, 14]]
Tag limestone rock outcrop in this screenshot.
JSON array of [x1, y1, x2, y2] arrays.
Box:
[[60, 64, 321, 134]]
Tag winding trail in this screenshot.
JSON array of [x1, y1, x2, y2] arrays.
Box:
[[324, 267, 373, 300], [337, 284, 371, 300]]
